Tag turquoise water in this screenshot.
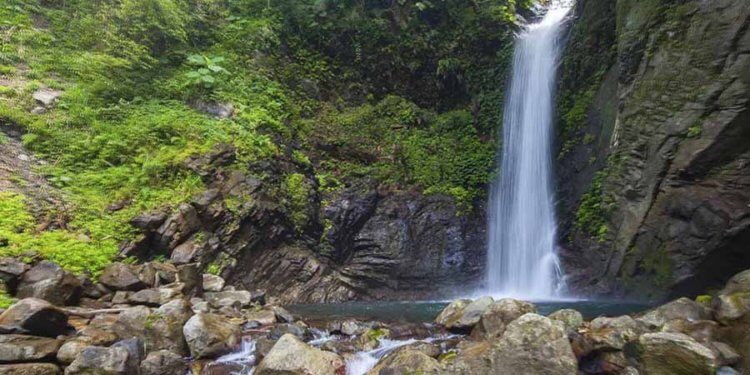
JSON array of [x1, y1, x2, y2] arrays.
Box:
[[286, 300, 652, 323]]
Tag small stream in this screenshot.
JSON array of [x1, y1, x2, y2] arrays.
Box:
[[199, 300, 650, 375]]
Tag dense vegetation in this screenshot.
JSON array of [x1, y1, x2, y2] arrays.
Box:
[[0, 0, 530, 275]]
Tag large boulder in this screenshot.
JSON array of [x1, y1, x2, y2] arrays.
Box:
[[64, 346, 135, 375], [714, 293, 750, 324], [0, 335, 61, 363], [0, 363, 61, 374], [586, 315, 642, 351], [201, 274, 225, 292], [720, 270, 750, 295], [182, 313, 240, 358], [434, 299, 470, 327], [127, 287, 181, 307], [140, 350, 188, 375], [255, 334, 344, 375], [451, 296, 493, 330], [112, 299, 192, 355], [366, 348, 442, 375], [0, 298, 68, 337], [99, 263, 145, 291], [450, 313, 577, 374], [56, 338, 93, 365], [638, 332, 717, 375], [16, 262, 82, 306], [471, 298, 537, 339], [548, 309, 583, 335], [638, 298, 710, 329]]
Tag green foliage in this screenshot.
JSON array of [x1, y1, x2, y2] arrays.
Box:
[[0, 192, 117, 276], [185, 54, 228, 90], [574, 170, 615, 242], [284, 173, 310, 231], [0, 291, 15, 309], [205, 262, 221, 275], [686, 122, 702, 138]]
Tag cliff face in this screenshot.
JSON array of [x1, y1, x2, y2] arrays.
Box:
[[558, 0, 750, 300]]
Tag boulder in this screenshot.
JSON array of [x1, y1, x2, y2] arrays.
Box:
[[32, 89, 62, 108], [434, 299, 470, 327], [471, 298, 536, 339], [366, 348, 442, 375], [638, 298, 710, 329], [255, 334, 344, 375], [99, 263, 145, 291], [0, 335, 61, 363], [271, 306, 294, 323], [0, 298, 68, 337], [175, 264, 199, 295], [638, 332, 717, 375], [714, 292, 750, 324], [64, 346, 134, 375], [244, 309, 276, 326], [662, 319, 718, 343], [16, 261, 82, 306], [493, 313, 577, 374], [269, 323, 306, 340], [587, 315, 641, 351], [548, 308, 583, 335], [201, 274, 225, 292], [0, 258, 29, 292], [451, 296, 493, 330], [113, 300, 192, 355], [56, 338, 93, 365], [140, 350, 188, 375], [183, 313, 240, 358], [111, 339, 144, 375], [709, 341, 740, 366], [204, 290, 253, 309], [452, 313, 576, 374], [127, 287, 181, 306], [721, 269, 750, 295], [0, 363, 61, 374]]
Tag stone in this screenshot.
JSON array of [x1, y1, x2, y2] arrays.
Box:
[[714, 292, 750, 324], [451, 313, 576, 374], [721, 270, 750, 295], [112, 300, 192, 355], [366, 348, 442, 375], [140, 350, 188, 375], [244, 309, 276, 326], [449, 296, 493, 330], [176, 264, 199, 295], [56, 338, 93, 365], [0, 363, 61, 374], [0, 258, 29, 292], [269, 323, 306, 340], [662, 319, 718, 343], [201, 274, 225, 292], [127, 287, 180, 306], [587, 315, 641, 351], [191, 101, 234, 119], [170, 241, 202, 265], [183, 313, 240, 359], [99, 263, 145, 291], [471, 298, 537, 339], [0, 335, 61, 363], [639, 332, 717, 375], [16, 261, 83, 306], [255, 334, 344, 375], [32, 89, 62, 108], [717, 366, 741, 375], [271, 306, 295, 323], [709, 341, 740, 366], [111, 338, 144, 375], [204, 290, 253, 309], [548, 308, 583, 335], [434, 299, 470, 327], [638, 298, 710, 329], [130, 211, 168, 231], [111, 291, 132, 305], [64, 346, 133, 375], [0, 298, 68, 337]]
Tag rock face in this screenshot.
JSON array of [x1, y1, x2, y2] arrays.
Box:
[[254, 334, 344, 375], [557, 0, 750, 299]]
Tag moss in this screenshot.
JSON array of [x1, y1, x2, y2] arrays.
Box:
[[284, 173, 310, 232], [574, 170, 614, 243], [205, 262, 221, 276], [0, 291, 16, 309], [686, 123, 702, 138], [695, 295, 712, 307], [642, 244, 672, 288]]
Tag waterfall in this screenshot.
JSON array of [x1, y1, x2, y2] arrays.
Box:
[[486, 2, 572, 299]]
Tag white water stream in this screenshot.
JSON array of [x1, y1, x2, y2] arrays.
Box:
[[486, 2, 573, 299]]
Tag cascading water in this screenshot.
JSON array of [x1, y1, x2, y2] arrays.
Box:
[[486, 2, 572, 299]]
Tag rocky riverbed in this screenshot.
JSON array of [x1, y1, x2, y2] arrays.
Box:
[[1, 257, 750, 374]]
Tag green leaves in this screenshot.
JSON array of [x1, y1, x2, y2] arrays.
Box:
[[184, 54, 228, 89]]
